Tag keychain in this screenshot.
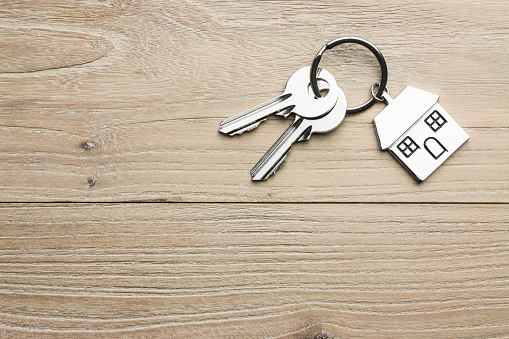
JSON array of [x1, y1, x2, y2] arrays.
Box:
[[220, 37, 469, 182], [310, 37, 469, 183]]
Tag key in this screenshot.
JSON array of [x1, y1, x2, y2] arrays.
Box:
[[219, 66, 338, 136], [251, 86, 347, 181]]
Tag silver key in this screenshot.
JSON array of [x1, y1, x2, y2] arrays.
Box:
[[251, 86, 347, 181], [219, 66, 338, 136]]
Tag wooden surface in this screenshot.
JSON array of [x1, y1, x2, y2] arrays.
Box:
[[0, 0, 508, 338], [1, 203, 508, 338]]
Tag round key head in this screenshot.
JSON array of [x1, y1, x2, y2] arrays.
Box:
[[284, 66, 339, 119], [297, 84, 347, 134]]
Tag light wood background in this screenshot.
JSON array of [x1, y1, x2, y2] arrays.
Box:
[[0, 1, 507, 338]]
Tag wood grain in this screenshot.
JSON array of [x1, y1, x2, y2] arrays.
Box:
[[0, 203, 508, 338], [0, 1, 508, 338], [0, 0, 507, 202]]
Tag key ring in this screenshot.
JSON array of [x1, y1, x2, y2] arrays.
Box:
[[310, 37, 388, 114], [371, 82, 390, 102]]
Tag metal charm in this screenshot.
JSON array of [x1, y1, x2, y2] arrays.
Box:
[[219, 36, 470, 183], [373, 86, 469, 182]]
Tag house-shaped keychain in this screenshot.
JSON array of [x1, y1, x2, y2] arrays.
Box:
[[374, 86, 469, 182]]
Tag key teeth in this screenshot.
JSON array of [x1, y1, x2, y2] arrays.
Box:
[[229, 121, 261, 136], [251, 149, 290, 181], [267, 153, 288, 179], [275, 106, 294, 118], [219, 118, 266, 136]]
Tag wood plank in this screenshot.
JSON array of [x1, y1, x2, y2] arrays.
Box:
[[0, 0, 508, 202], [0, 203, 507, 338]]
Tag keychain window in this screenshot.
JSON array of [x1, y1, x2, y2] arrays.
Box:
[[425, 110, 447, 132], [397, 136, 420, 158]]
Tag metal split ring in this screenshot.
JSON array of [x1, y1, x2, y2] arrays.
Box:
[[371, 82, 390, 102], [310, 37, 388, 114]]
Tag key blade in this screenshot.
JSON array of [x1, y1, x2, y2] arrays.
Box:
[[251, 117, 311, 181], [219, 93, 293, 136]]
